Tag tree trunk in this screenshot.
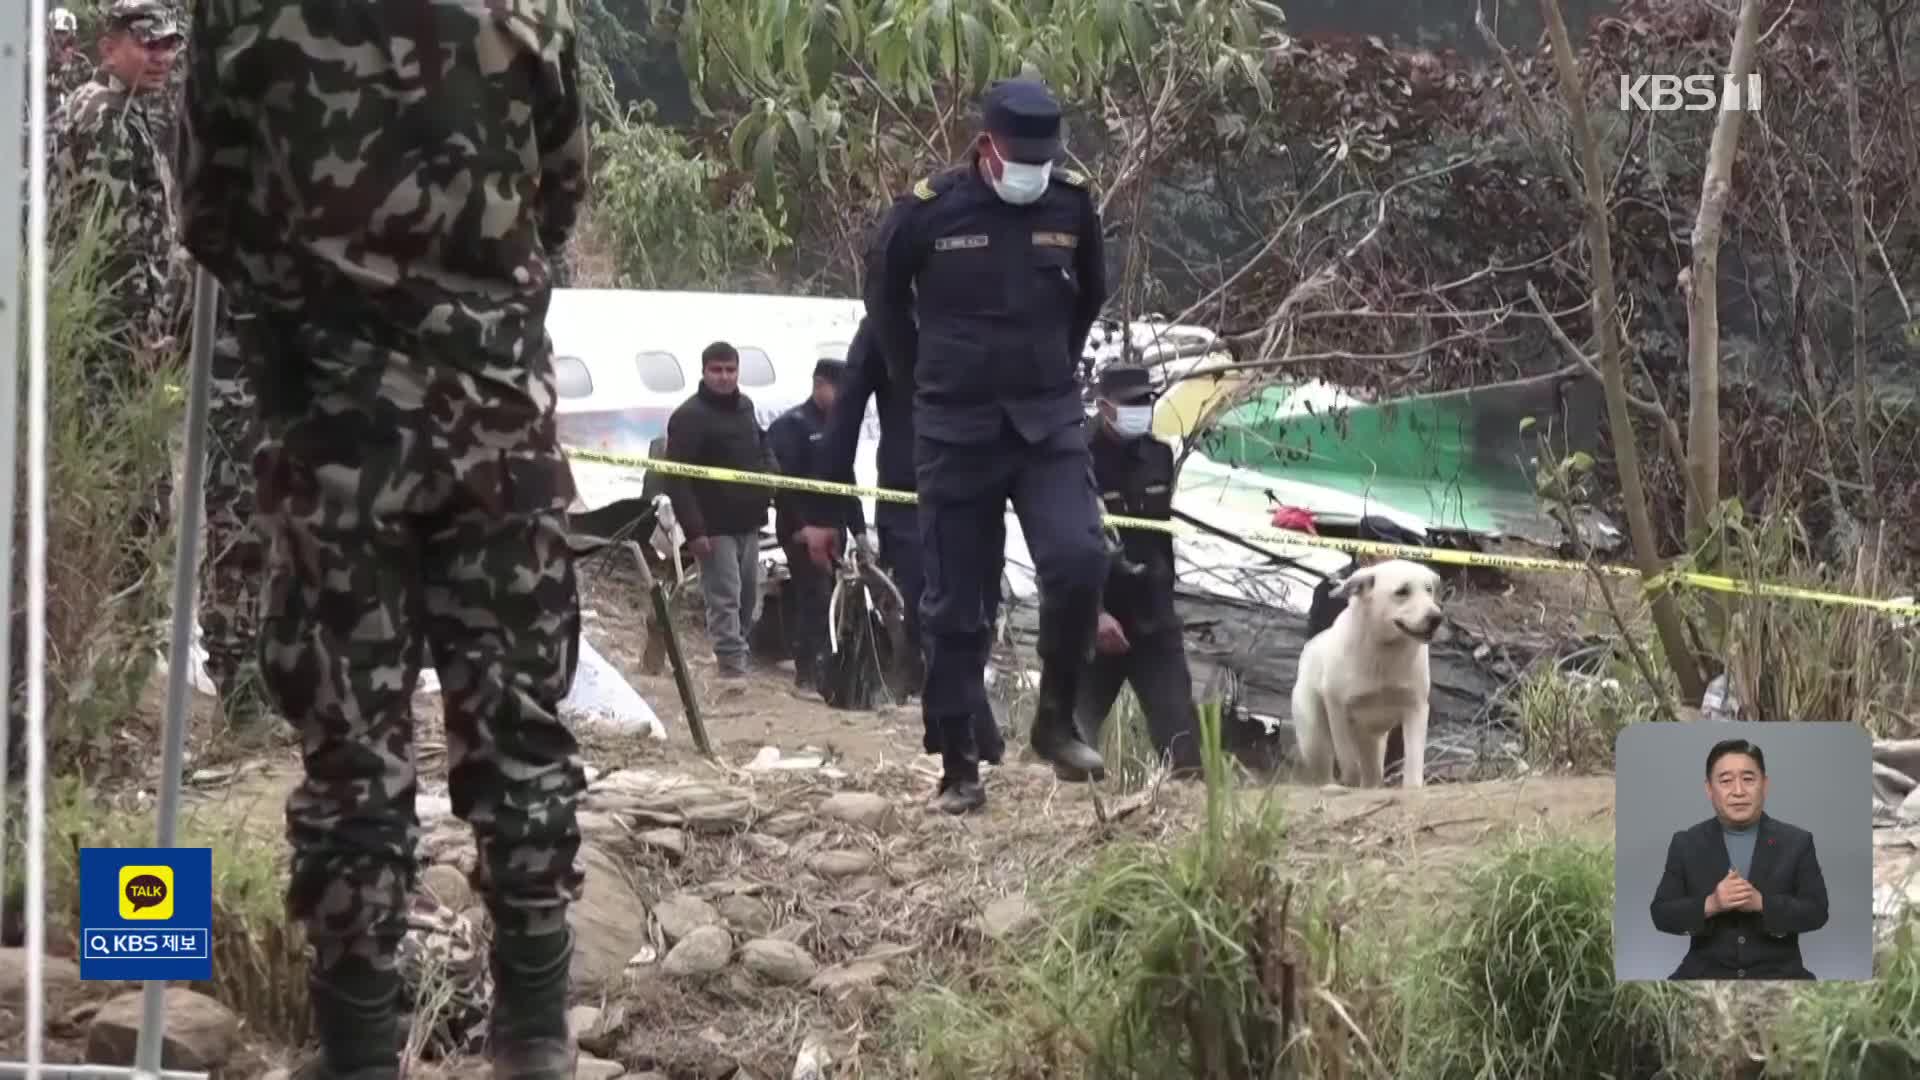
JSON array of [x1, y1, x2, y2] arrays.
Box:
[[1539, 0, 1704, 703], [1682, 0, 1764, 548]]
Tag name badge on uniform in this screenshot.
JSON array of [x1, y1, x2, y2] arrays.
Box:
[[1033, 231, 1078, 249], [934, 234, 989, 251]]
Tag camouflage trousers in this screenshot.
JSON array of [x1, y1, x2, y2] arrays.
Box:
[[244, 314, 588, 981], [198, 330, 268, 718]]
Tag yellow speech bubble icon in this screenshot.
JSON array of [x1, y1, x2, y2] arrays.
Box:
[[119, 864, 174, 921]]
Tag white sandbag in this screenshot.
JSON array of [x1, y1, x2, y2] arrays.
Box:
[[560, 636, 667, 739]]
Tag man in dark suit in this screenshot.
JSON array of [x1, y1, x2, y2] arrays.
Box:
[[1649, 738, 1829, 980]]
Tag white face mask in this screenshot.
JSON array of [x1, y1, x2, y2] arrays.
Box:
[[990, 158, 1051, 205], [1112, 405, 1153, 438]]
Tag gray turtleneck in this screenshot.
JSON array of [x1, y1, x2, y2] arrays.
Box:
[[1722, 821, 1757, 878]]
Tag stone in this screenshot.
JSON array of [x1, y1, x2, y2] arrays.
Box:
[[740, 938, 818, 985], [654, 892, 722, 944], [844, 875, 889, 896], [717, 894, 774, 936], [817, 792, 893, 831], [637, 827, 688, 861], [733, 933, 817, 983], [568, 1004, 604, 1039], [85, 988, 238, 1070], [770, 920, 814, 945], [576, 1055, 625, 1079], [758, 811, 813, 837], [805, 850, 874, 879], [663, 925, 732, 977], [420, 863, 473, 911], [685, 800, 755, 833], [739, 832, 790, 858], [0, 947, 82, 1008], [809, 959, 887, 997], [975, 894, 1037, 940], [572, 844, 653, 989]]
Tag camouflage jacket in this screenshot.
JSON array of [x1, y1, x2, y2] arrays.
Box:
[[53, 72, 188, 346], [177, 0, 590, 381], [52, 51, 95, 113]]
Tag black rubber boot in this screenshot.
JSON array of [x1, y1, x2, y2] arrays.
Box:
[[930, 714, 986, 815], [1030, 597, 1106, 781], [488, 927, 578, 1079], [303, 965, 402, 1080]]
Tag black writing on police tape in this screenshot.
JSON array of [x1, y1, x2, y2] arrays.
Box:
[[566, 448, 1920, 616]]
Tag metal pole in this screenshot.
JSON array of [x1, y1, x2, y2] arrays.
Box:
[[0, 1060, 210, 1068], [0, 0, 30, 957], [23, 0, 52, 1070], [129, 268, 218, 1079]]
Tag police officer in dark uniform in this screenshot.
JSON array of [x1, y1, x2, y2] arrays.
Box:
[[767, 358, 848, 692], [1066, 366, 1201, 777], [798, 317, 1008, 763], [866, 78, 1109, 814]]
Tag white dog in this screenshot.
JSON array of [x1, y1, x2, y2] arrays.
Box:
[[1290, 559, 1444, 789]]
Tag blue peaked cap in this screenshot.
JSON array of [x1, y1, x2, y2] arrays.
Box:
[[981, 79, 1063, 164]]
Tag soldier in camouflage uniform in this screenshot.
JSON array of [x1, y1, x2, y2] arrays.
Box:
[[52, 0, 188, 599], [178, 1, 591, 1078], [48, 9, 95, 119]]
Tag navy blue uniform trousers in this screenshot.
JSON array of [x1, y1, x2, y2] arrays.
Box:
[[916, 422, 1108, 757], [878, 515, 1006, 762]]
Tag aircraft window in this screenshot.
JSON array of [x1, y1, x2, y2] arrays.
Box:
[[635, 350, 686, 393], [553, 354, 594, 398], [736, 346, 777, 387]]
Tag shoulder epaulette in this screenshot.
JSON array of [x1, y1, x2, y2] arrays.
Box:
[[910, 168, 965, 202], [1055, 167, 1092, 189]]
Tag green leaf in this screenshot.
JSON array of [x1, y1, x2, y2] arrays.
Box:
[[1565, 451, 1595, 474], [1518, 416, 1538, 433], [729, 110, 759, 168], [754, 122, 783, 201], [786, 108, 817, 159]]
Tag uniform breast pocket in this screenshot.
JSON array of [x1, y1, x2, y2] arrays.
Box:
[[1033, 245, 1079, 302], [925, 234, 999, 313], [1142, 482, 1173, 516]]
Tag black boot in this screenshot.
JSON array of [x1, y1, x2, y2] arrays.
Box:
[[302, 964, 402, 1080], [488, 926, 578, 1079], [930, 714, 986, 815], [1030, 597, 1106, 780]]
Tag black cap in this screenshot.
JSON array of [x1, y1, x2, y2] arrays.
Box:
[[813, 358, 847, 382], [1095, 365, 1155, 404], [981, 79, 1062, 164]]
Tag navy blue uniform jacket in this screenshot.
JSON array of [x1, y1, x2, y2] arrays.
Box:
[[1649, 813, 1829, 980], [810, 318, 906, 534], [863, 154, 1106, 445], [766, 397, 836, 543]]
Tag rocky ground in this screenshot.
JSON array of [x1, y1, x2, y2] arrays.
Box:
[[5, 560, 1920, 1078]]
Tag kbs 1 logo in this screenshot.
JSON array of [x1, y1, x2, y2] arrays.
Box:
[[1618, 74, 1762, 113]]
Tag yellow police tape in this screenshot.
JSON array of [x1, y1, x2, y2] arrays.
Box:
[[565, 446, 1920, 618]]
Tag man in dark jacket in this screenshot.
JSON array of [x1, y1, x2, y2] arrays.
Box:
[[1067, 366, 1199, 777], [664, 342, 781, 679], [798, 318, 1007, 771], [1649, 738, 1830, 979], [767, 359, 847, 691]]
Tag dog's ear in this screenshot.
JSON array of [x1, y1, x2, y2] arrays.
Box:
[[1330, 567, 1374, 599]]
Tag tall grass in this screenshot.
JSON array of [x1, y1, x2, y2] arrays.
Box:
[[14, 192, 185, 774], [892, 703, 1401, 1077], [1764, 912, 1920, 1077], [1400, 837, 1696, 1079], [1, 777, 309, 1043]]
